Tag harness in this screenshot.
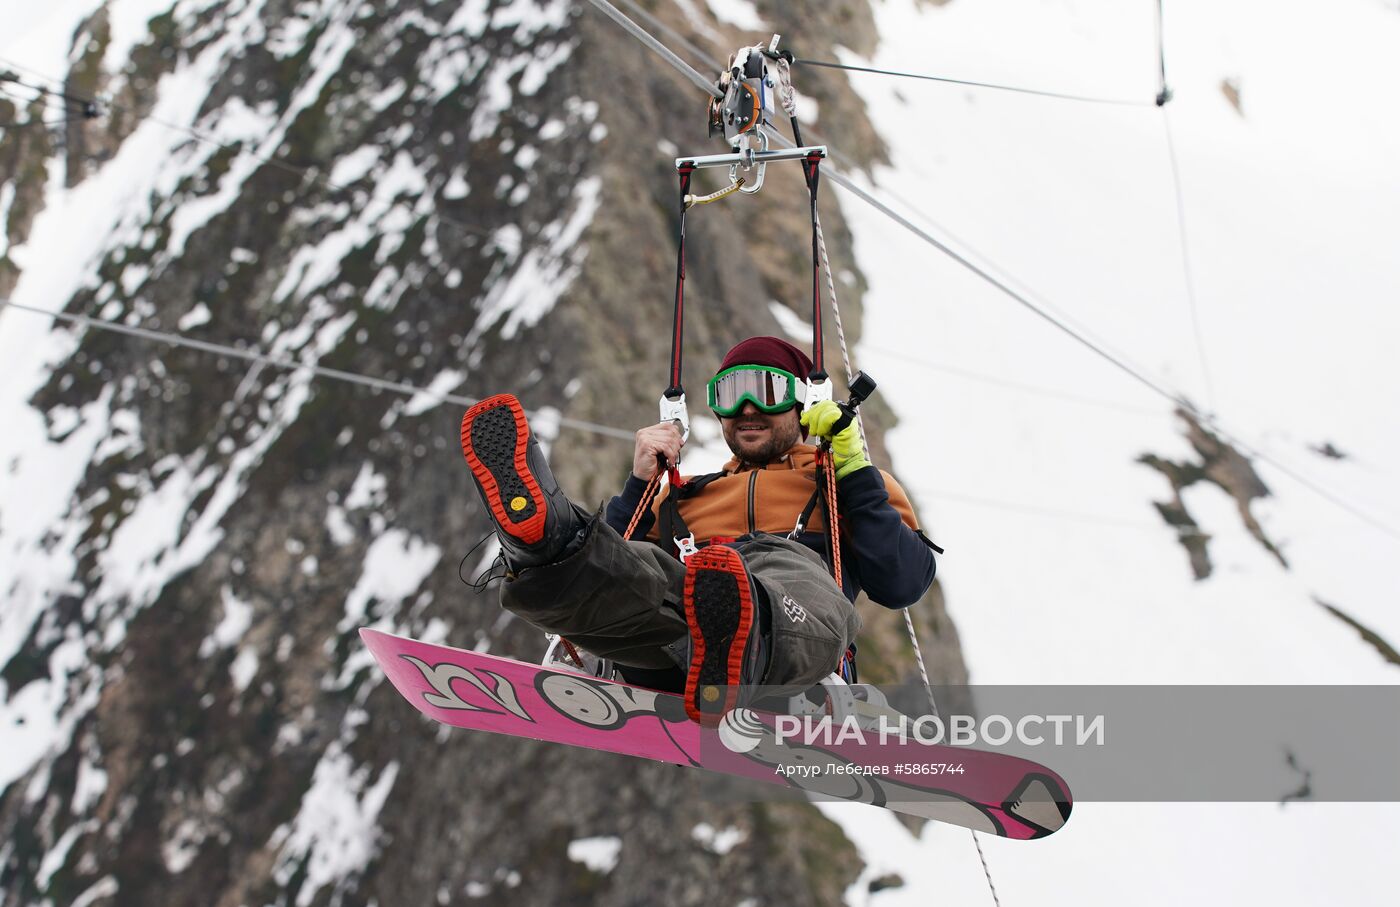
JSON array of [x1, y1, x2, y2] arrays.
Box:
[[626, 35, 876, 589]]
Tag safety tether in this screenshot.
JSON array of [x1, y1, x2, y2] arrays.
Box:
[[624, 161, 699, 555]]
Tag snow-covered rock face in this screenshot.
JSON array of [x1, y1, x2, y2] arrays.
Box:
[[0, 1, 880, 904]]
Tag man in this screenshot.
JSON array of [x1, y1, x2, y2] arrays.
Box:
[[460, 336, 936, 722]]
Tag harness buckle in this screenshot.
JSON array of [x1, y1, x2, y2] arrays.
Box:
[[659, 392, 690, 444], [674, 534, 699, 562], [804, 376, 833, 407]]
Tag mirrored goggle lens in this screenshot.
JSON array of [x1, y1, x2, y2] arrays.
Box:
[[711, 369, 796, 412]]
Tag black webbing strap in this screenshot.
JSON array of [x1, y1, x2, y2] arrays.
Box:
[[658, 496, 686, 557], [793, 483, 822, 538], [667, 162, 696, 399], [657, 471, 726, 557], [802, 150, 825, 381], [791, 454, 843, 579]]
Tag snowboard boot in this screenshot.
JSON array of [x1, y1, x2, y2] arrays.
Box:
[[682, 544, 764, 725], [460, 393, 585, 571]]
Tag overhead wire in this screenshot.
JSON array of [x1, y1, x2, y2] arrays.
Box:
[[581, 0, 1400, 545], [794, 57, 1155, 108], [1, 296, 1201, 533], [1137, 6, 1372, 549], [864, 344, 1164, 417], [0, 77, 101, 129], [0, 298, 636, 442], [912, 486, 1178, 533], [3, 4, 1392, 542], [611, 0, 722, 74], [0, 57, 508, 251], [1154, 0, 1217, 414], [619, 0, 1208, 420], [616, 0, 1243, 472], [588, 0, 1191, 412]]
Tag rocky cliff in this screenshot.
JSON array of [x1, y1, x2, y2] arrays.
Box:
[[0, 2, 966, 904]]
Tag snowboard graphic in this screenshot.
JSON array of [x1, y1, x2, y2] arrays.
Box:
[[361, 628, 1071, 838]]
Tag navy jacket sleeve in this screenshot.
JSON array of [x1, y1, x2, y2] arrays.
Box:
[[837, 466, 936, 608], [605, 474, 655, 539]]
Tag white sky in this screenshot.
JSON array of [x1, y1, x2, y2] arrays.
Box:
[[824, 1, 1400, 903]]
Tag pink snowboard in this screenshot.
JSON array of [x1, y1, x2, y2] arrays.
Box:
[[361, 628, 1071, 838]]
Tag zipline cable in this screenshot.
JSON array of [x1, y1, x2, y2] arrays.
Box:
[[1154, 0, 1172, 107], [585, 1, 1183, 405], [0, 298, 1188, 535], [6, 4, 1395, 543], [0, 298, 636, 442], [610, 0, 869, 176], [864, 344, 1163, 416], [582, 0, 1400, 545], [2, 27, 1152, 415], [794, 57, 1154, 108], [1154, 0, 1216, 414]]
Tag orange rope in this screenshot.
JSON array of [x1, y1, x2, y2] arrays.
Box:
[[822, 450, 843, 588], [560, 638, 586, 670], [623, 472, 662, 541]]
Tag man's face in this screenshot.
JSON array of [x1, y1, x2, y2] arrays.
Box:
[[720, 401, 802, 466]]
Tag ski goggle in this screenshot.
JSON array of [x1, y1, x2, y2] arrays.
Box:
[[707, 365, 805, 417]]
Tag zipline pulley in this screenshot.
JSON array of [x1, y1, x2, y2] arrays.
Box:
[[693, 34, 824, 198]]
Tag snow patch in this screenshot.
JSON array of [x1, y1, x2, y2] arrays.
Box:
[[71, 751, 108, 814], [325, 505, 355, 546], [490, 0, 569, 39], [706, 0, 765, 31], [161, 817, 205, 874], [443, 169, 471, 200], [229, 648, 259, 693], [767, 300, 811, 340], [345, 463, 387, 510], [674, 0, 723, 41], [470, 176, 602, 341], [329, 146, 382, 187], [69, 876, 119, 907], [0, 182, 15, 257], [37, 819, 95, 889], [337, 529, 442, 633], [162, 97, 281, 260], [566, 835, 622, 873], [273, 151, 430, 310], [177, 303, 212, 330], [691, 822, 746, 855], [270, 743, 399, 907], [199, 586, 254, 656], [519, 41, 573, 96], [404, 369, 466, 416], [445, 0, 491, 37]]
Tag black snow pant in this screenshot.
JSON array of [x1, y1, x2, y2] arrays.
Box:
[[499, 515, 861, 692]]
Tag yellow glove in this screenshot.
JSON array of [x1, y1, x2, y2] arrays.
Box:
[[800, 400, 871, 480]]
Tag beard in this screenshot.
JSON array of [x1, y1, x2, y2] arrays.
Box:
[[725, 416, 802, 467]]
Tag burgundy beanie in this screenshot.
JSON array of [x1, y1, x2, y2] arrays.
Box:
[[718, 336, 813, 379]]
